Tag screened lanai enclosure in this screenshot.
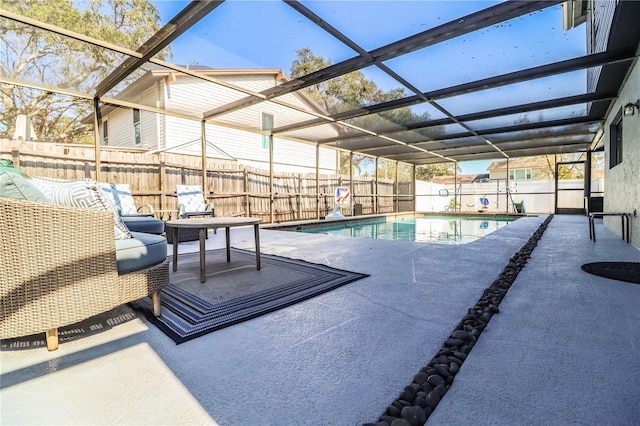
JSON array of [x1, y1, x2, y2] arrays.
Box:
[[1, 0, 639, 221]]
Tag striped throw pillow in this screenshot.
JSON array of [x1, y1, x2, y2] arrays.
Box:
[[31, 177, 132, 240]]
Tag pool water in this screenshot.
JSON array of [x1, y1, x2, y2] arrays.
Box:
[[294, 215, 517, 244]]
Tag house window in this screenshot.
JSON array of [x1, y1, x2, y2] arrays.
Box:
[[509, 168, 532, 180], [261, 112, 273, 150], [133, 108, 141, 145], [609, 110, 623, 168], [102, 120, 108, 145]]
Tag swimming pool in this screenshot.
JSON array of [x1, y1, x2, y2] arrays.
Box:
[[288, 214, 518, 244]]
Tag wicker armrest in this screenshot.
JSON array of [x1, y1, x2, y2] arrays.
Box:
[[0, 197, 120, 340]]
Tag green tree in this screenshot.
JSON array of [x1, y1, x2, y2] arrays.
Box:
[[290, 48, 397, 114], [415, 163, 458, 181], [513, 113, 586, 180], [541, 153, 586, 179], [0, 0, 166, 142], [338, 151, 374, 177], [291, 48, 440, 177]]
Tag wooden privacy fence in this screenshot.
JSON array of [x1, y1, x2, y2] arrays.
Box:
[[2, 141, 415, 223]]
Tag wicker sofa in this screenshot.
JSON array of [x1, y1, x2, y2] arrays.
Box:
[[0, 196, 169, 351]]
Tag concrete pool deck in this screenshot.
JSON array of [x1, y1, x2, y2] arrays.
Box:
[[1, 214, 639, 425]]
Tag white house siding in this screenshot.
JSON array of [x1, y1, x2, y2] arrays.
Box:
[[102, 70, 339, 173], [488, 170, 507, 180], [139, 86, 158, 149], [216, 74, 278, 92], [164, 76, 225, 116], [164, 115, 202, 151], [159, 72, 339, 173], [103, 107, 134, 148], [204, 74, 333, 134], [162, 118, 337, 174], [160, 75, 310, 142], [216, 98, 320, 133], [101, 85, 159, 149], [162, 74, 280, 118], [158, 111, 167, 151], [603, 59, 639, 248]]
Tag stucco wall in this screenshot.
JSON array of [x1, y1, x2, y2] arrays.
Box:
[[603, 59, 639, 248]]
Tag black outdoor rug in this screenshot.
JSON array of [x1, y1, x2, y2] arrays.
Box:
[[132, 248, 369, 344], [581, 262, 640, 284]]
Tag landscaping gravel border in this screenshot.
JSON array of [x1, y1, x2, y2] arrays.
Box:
[[365, 215, 554, 426]]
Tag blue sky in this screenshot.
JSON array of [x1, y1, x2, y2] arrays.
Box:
[[459, 159, 493, 174], [152, 1, 584, 82], [150, 1, 586, 174]]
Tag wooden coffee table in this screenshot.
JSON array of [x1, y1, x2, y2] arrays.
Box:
[[165, 217, 261, 283]]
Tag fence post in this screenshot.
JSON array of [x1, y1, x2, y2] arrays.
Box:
[[11, 148, 19, 168], [297, 173, 302, 220], [93, 98, 102, 183], [395, 160, 399, 213], [371, 179, 376, 215], [269, 135, 274, 224], [159, 157, 166, 211], [316, 144, 320, 220], [349, 152, 354, 217], [244, 168, 249, 217], [374, 157, 379, 214]]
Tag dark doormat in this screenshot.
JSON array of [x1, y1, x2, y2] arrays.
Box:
[[132, 248, 369, 344], [581, 262, 640, 284]]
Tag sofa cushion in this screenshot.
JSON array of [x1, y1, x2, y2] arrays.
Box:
[[99, 183, 142, 216], [31, 177, 132, 240], [0, 172, 49, 202], [0, 159, 28, 177], [121, 215, 165, 235], [115, 232, 167, 274]]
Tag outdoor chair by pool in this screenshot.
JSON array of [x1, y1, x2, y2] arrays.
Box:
[[100, 182, 164, 234], [0, 197, 169, 351], [176, 185, 215, 219], [100, 182, 155, 217]]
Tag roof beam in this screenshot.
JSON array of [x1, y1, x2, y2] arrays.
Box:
[[401, 140, 591, 164], [418, 117, 600, 143], [284, 1, 430, 103], [497, 143, 591, 157], [328, 50, 635, 123], [206, 0, 561, 119], [432, 138, 591, 157], [94, 1, 224, 98], [418, 130, 595, 150], [0, 9, 143, 59], [312, 92, 615, 144], [272, 49, 631, 137], [356, 117, 598, 155], [274, 1, 562, 98]]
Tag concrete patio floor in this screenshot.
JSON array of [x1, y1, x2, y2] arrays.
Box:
[[1, 214, 639, 425]]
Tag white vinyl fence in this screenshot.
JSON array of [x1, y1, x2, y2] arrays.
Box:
[[416, 178, 604, 214]]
